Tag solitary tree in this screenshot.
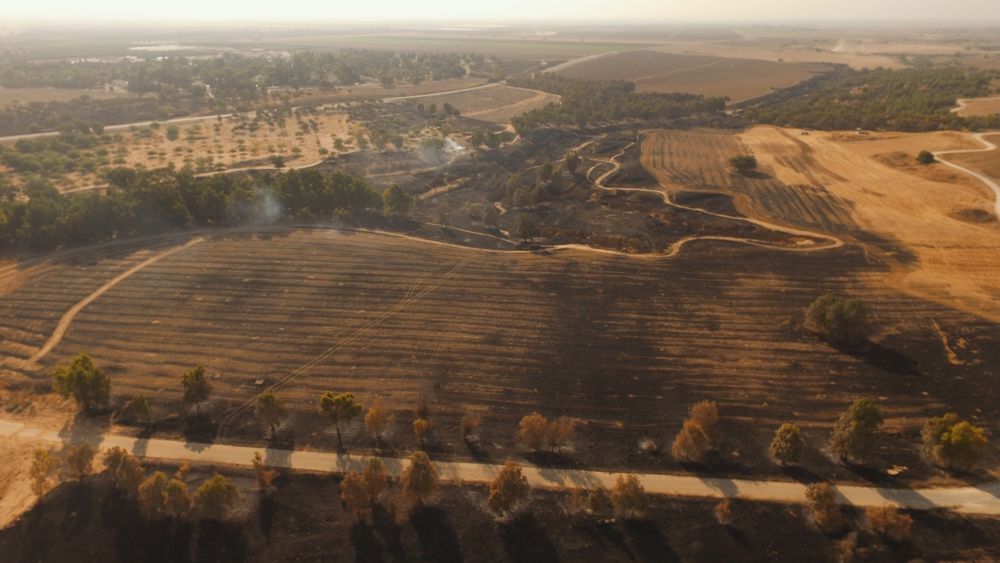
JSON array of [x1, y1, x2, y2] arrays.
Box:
[[320, 392, 362, 449], [488, 461, 530, 517], [252, 451, 278, 497], [363, 457, 388, 504], [365, 399, 392, 446], [611, 474, 648, 518], [401, 451, 439, 506], [916, 150, 935, 165], [729, 155, 758, 175], [714, 499, 734, 526], [461, 411, 482, 443], [164, 478, 192, 519], [64, 443, 96, 481], [830, 398, 883, 464], [182, 366, 212, 418], [937, 421, 988, 472], [770, 423, 806, 466], [192, 474, 241, 521], [672, 401, 720, 462], [53, 354, 111, 413], [546, 416, 577, 453], [517, 412, 548, 451], [413, 417, 431, 448], [340, 471, 369, 520], [255, 391, 287, 440], [127, 394, 153, 427], [138, 471, 170, 519], [30, 449, 60, 496], [103, 447, 144, 496], [382, 185, 412, 217], [806, 293, 871, 348]]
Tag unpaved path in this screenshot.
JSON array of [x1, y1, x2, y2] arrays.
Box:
[[16, 239, 204, 367], [586, 141, 845, 253], [934, 132, 1000, 220], [3, 417, 999, 515]]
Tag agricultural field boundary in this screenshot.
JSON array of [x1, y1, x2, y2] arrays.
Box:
[[3, 417, 999, 515]]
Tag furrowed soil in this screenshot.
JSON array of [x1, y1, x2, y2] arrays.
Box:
[[4, 472, 1000, 562], [555, 50, 830, 103], [1, 222, 998, 485]]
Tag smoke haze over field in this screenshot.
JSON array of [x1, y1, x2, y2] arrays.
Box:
[[2, 0, 999, 23]]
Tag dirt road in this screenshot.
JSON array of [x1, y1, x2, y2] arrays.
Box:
[[3, 417, 998, 515], [934, 132, 1000, 220]]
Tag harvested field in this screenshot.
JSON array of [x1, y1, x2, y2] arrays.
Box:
[[952, 97, 1000, 117], [739, 126, 1000, 322], [641, 129, 858, 234], [1, 226, 998, 480], [389, 83, 559, 124], [944, 133, 1000, 180], [648, 41, 906, 70], [0, 87, 129, 109], [556, 50, 830, 102]]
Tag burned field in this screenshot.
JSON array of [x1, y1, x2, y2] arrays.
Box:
[[1, 213, 998, 482]]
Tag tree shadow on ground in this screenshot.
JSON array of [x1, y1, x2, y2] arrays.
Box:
[[100, 491, 192, 563], [622, 519, 679, 563], [350, 520, 385, 563], [522, 451, 579, 469], [781, 464, 823, 485], [840, 342, 921, 376], [500, 513, 560, 563], [371, 503, 407, 562], [258, 495, 276, 541], [181, 416, 218, 446], [574, 519, 631, 556], [194, 519, 247, 563], [411, 505, 462, 563]]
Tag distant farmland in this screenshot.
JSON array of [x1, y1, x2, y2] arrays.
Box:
[[556, 50, 831, 102]]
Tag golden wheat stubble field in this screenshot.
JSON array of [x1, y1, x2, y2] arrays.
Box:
[[1, 218, 997, 474]]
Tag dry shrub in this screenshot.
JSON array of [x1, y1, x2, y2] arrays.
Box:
[[517, 412, 548, 451], [866, 506, 912, 542], [806, 482, 848, 534], [714, 499, 733, 526]]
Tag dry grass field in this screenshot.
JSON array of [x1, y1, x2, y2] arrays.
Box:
[[738, 126, 1000, 323], [557, 50, 830, 102], [648, 42, 904, 70], [952, 97, 1000, 117], [391, 83, 559, 124], [1, 225, 998, 477], [0, 86, 128, 109], [945, 133, 1000, 179]]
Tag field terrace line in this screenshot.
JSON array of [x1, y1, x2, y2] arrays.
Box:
[[2, 417, 999, 515]]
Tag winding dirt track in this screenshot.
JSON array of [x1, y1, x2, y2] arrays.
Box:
[[934, 132, 1000, 220], [15, 239, 205, 367], [584, 140, 845, 254]]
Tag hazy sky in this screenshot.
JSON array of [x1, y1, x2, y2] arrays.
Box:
[[3, 0, 1000, 22]]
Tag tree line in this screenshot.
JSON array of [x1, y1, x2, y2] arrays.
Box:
[[746, 65, 1000, 131], [507, 74, 726, 132], [0, 166, 387, 251]]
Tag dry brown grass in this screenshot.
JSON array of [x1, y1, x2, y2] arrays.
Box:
[[946, 133, 1000, 180], [952, 97, 1000, 117]]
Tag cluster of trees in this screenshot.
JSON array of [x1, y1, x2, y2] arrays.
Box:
[[746, 66, 1000, 131], [806, 293, 872, 348], [0, 131, 107, 176], [516, 412, 577, 453], [0, 50, 487, 99], [30, 444, 241, 522], [0, 166, 382, 250], [508, 74, 726, 132]]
